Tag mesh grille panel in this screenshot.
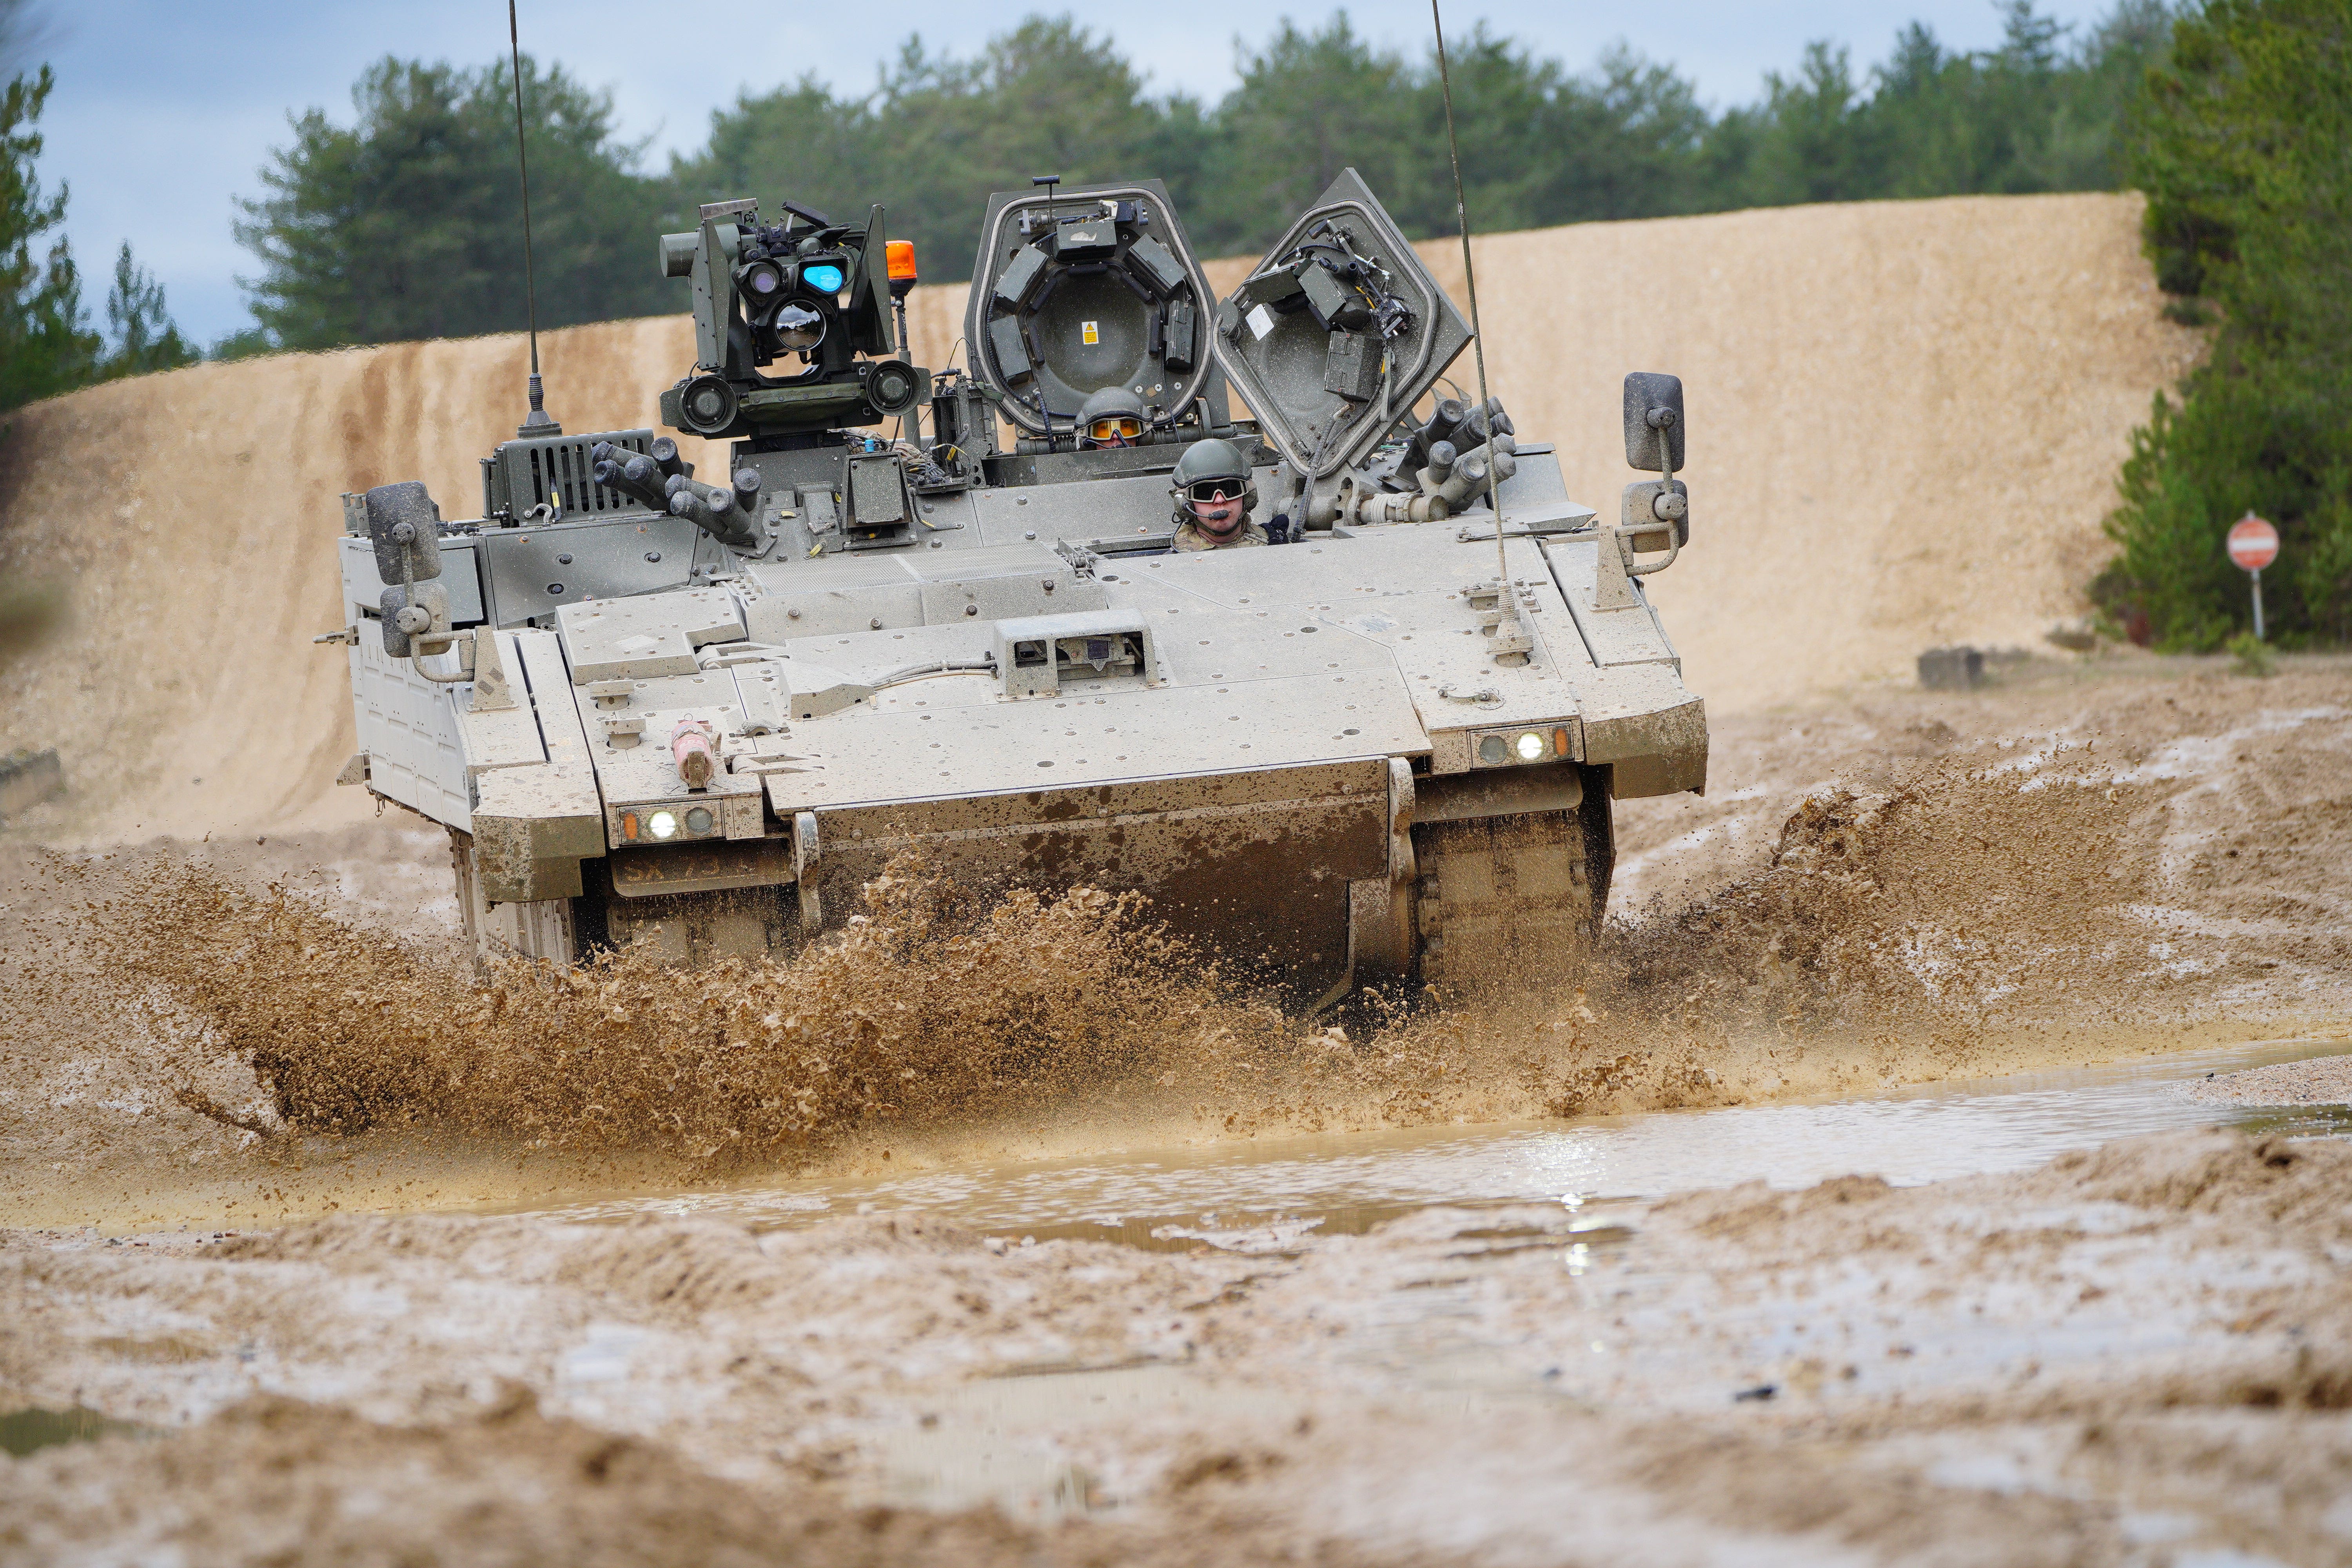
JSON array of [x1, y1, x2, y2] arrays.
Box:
[[493, 430, 655, 519]]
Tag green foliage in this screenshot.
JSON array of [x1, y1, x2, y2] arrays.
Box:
[[1187, 15, 1418, 253], [1704, 4, 2173, 210], [1198, 24, 1712, 250], [223, 4, 2180, 346], [0, 50, 200, 409], [2101, 0, 2352, 648], [98, 242, 196, 379], [234, 55, 675, 350], [0, 65, 99, 410], [679, 20, 1169, 303], [2227, 629, 2277, 673]]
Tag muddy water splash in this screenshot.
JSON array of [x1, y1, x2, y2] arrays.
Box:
[[1636, 756, 2160, 1018], [47, 748, 2273, 1172], [75, 862, 1296, 1163], [1357, 753, 2215, 1121]]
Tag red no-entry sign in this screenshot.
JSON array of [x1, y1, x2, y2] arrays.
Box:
[[2229, 513, 2280, 641], [2229, 514, 2279, 572]]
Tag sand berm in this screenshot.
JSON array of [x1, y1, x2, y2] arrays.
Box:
[[0, 192, 2199, 842]]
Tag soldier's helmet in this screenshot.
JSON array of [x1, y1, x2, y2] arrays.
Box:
[[1076, 386, 1148, 449], [1170, 436, 1257, 516]]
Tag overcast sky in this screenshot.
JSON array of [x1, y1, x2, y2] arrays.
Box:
[[36, 0, 2120, 346]]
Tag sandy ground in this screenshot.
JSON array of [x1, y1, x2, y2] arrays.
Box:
[[4, 654, 2349, 1564], [2190, 1057, 2352, 1109], [5, 1132, 2349, 1566]]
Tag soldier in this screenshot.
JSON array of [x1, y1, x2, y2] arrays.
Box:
[[1076, 386, 1147, 449], [1169, 438, 1267, 551]]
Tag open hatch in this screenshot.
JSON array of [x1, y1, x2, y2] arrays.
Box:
[[1212, 169, 1471, 480], [964, 179, 1221, 439]]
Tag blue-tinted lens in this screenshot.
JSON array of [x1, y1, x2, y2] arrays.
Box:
[[801, 263, 846, 294]]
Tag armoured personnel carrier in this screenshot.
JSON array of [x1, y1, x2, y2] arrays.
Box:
[[327, 172, 1705, 999]]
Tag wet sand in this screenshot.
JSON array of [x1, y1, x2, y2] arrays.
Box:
[[2189, 1056, 2352, 1109], [8, 655, 2349, 1234], [3, 655, 2349, 1564], [6, 1129, 2350, 1566]]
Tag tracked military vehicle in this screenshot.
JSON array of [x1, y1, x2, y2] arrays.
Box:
[[327, 172, 1705, 999]]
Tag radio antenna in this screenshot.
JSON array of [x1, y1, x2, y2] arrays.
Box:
[[509, 0, 560, 437], [1431, 0, 1503, 587]]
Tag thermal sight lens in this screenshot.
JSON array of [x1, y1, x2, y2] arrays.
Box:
[[740, 261, 784, 299], [801, 263, 846, 295], [772, 303, 826, 352]]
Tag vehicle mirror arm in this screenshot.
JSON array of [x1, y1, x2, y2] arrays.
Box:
[[1617, 404, 1685, 581], [388, 523, 452, 659]]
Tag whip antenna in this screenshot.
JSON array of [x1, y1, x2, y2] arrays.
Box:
[[1431, 0, 1503, 586], [509, 0, 559, 436]]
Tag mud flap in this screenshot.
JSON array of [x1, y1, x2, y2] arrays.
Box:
[[804, 760, 1387, 1001], [599, 883, 795, 965], [1346, 759, 1419, 993], [451, 827, 579, 973], [1411, 811, 1593, 992]]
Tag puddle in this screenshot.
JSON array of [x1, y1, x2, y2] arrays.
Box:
[[0, 1405, 151, 1457], [1011, 1198, 1633, 1257], [515, 1037, 2350, 1248], [32, 1038, 2347, 1536], [2221, 1104, 2352, 1140]]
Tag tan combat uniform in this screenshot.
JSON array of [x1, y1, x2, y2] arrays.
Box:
[[1171, 519, 1269, 552]]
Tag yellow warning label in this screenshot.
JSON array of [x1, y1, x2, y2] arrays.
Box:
[[1081, 321, 1099, 345]]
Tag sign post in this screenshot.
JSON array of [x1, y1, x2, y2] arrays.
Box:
[[2227, 514, 2280, 639]]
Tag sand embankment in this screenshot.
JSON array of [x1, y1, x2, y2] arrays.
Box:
[[0, 191, 2200, 841]]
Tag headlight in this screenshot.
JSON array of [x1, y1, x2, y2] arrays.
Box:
[[647, 809, 679, 840], [1471, 725, 1572, 768], [684, 806, 715, 837]]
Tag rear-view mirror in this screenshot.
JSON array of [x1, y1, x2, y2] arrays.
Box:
[[1623, 372, 1686, 472], [365, 481, 442, 588]]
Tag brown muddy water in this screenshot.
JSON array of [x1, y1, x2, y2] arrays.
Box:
[[511, 1036, 2352, 1249], [473, 1034, 2352, 1526]]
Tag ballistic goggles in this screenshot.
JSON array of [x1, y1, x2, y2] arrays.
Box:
[[1086, 415, 1144, 443], [1186, 479, 1243, 505]]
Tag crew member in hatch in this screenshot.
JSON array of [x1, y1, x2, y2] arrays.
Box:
[[1077, 386, 1148, 449], [1168, 438, 1267, 551]]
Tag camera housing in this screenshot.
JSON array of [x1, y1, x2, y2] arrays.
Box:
[[660, 200, 928, 441]]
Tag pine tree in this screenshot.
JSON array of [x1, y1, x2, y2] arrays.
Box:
[[99, 241, 197, 379], [0, 65, 100, 411], [234, 54, 673, 350], [2101, 0, 2352, 646]]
